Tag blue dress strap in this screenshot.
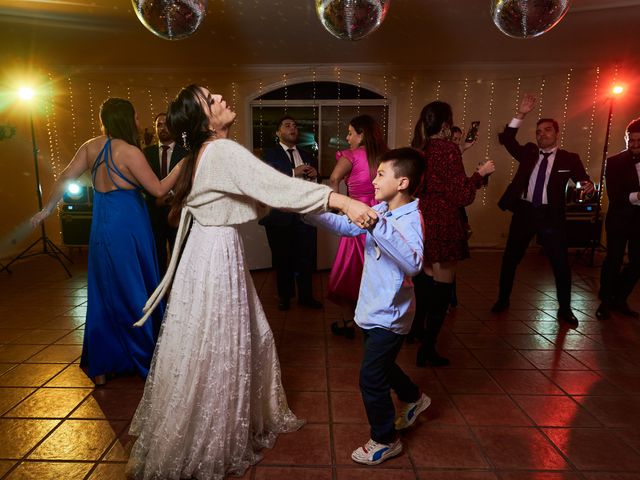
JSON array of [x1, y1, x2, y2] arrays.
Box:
[[92, 138, 141, 190]]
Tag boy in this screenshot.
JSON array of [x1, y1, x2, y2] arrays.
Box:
[[305, 147, 431, 465]]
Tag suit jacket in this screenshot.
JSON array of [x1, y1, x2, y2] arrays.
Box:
[[497, 125, 589, 218], [259, 145, 319, 227], [143, 143, 188, 223], [604, 149, 640, 229]]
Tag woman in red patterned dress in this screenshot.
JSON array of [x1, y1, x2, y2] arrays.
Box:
[[411, 101, 495, 366]]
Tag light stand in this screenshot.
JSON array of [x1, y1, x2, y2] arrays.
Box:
[[0, 108, 72, 277], [584, 91, 620, 266]]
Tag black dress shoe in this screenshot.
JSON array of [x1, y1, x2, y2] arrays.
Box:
[[557, 308, 579, 327], [278, 299, 290, 311], [490, 299, 510, 314], [614, 301, 640, 319], [595, 302, 611, 320], [299, 298, 323, 309], [330, 320, 355, 339], [416, 346, 450, 367]]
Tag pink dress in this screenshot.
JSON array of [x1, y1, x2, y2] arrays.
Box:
[[327, 147, 377, 305]]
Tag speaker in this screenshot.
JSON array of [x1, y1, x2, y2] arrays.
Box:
[[60, 211, 92, 246], [565, 212, 602, 248]]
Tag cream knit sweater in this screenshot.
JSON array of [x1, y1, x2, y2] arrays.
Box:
[[136, 138, 332, 326]]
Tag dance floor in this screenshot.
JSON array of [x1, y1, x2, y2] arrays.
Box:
[[0, 249, 639, 480]]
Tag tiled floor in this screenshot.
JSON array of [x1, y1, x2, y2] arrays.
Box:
[[1, 249, 639, 479]]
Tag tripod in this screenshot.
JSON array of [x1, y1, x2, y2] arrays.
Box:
[[0, 112, 72, 277], [580, 96, 616, 267]]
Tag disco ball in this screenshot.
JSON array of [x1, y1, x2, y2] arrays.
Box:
[[491, 0, 571, 39], [132, 0, 208, 40], [316, 0, 390, 41]]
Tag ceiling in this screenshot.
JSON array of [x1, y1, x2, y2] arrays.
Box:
[[1, 0, 640, 69]]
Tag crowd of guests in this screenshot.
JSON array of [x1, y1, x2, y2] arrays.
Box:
[[28, 84, 640, 477]]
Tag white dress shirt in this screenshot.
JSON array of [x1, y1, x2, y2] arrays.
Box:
[[509, 117, 557, 205], [159, 141, 176, 177], [279, 142, 304, 168]]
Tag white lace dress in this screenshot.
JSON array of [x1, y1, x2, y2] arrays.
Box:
[[126, 140, 332, 480]]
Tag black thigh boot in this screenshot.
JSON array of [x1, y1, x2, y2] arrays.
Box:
[[417, 281, 453, 367], [408, 272, 434, 343]]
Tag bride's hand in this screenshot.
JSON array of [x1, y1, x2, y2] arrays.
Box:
[[345, 199, 378, 229]]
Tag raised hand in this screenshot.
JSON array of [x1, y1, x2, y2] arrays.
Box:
[[518, 94, 536, 117]]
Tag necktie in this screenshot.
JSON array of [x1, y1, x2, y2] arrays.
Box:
[[532, 151, 552, 207], [286, 148, 296, 169], [161, 145, 169, 178]]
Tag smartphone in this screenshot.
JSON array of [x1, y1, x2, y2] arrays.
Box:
[[465, 121, 480, 143]]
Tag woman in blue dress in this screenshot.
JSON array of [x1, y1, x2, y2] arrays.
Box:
[[31, 98, 181, 385]]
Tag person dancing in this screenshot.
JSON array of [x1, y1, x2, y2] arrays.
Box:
[[31, 98, 179, 385], [411, 101, 494, 366], [327, 114, 388, 338], [126, 85, 378, 480]]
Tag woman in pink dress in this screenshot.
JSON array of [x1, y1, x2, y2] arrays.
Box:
[[327, 115, 388, 338]]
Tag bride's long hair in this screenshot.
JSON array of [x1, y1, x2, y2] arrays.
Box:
[[166, 84, 214, 218]]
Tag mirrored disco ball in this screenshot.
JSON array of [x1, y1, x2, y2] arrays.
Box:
[[491, 0, 571, 39], [132, 0, 208, 40], [316, 0, 390, 41]]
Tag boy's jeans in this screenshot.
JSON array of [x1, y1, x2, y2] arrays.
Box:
[[360, 327, 420, 443]]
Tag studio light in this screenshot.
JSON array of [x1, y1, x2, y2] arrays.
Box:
[[612, 85, 624, 95], [17, 86, 35, 101]]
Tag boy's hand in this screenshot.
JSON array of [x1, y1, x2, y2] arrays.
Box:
[[346, 199, 378, 229]]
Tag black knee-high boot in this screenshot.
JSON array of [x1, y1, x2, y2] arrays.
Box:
[[408, 272, 434, 343], [416, 281, 453, 367]]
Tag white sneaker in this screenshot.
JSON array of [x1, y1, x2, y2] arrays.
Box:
[[395, 393, 431, 430], [351, 438, 403, 465]]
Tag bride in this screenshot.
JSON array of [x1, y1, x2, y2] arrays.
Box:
[[126, 84, 378, 480]]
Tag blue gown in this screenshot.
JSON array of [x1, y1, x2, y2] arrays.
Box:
[[80, 138, 164, 378]]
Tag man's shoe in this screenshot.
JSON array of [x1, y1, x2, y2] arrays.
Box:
[[299, 298, 323, 309], [490, 299, 510, 314], [278, 299, 290, 311], [395, 393, 431, 430], [416, 346, 450, 367], [351, 438, 402, 465], [595, 302, 611, 320], [614, 301, 640, 319], [557, 308, 579, 327]]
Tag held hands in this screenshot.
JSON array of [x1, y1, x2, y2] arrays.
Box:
[[477, 160, 496, 177], [345, 198, 378, 229]]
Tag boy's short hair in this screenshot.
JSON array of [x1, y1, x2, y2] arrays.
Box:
[[379, 147, 425, 195]]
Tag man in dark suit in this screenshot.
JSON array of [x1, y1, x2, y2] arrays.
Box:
[[596, 117, 640, 320], [143, 113, 187, 276], [260, 116, 322, 311], [491, 94, 594, 327]]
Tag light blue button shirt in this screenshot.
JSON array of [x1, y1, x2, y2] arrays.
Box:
[[305, 199, 423, 334]]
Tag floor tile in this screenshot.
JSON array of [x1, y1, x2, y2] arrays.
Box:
[[544, 427, 640, 471], [472, 426, 569, 470], [85, 462, 127, 480], [490, 370, 564, 395], [27, 419, 127, 460], [572, 395, 640, 427], [256, 466, 332, 480], [6, 388, 92, 418], [4, 461, 92, 480], [261, 423, 331, 465], [0, 388, 35, 415], [405, 425, 489, 468], [337, 468, 416, 479], [435, 369, 504, 394], [330, 391, 367, 423], [452, 394, 533, 426], [0, 364, 67, 387], [0, 419, 60, 458], [44, 365, 95, 388], [287, 391, 329, 423], [512, 395, 601, 427], [25, 345, 82, 363], [282, 366, 327, 391], [545, 370, 622, 395]]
